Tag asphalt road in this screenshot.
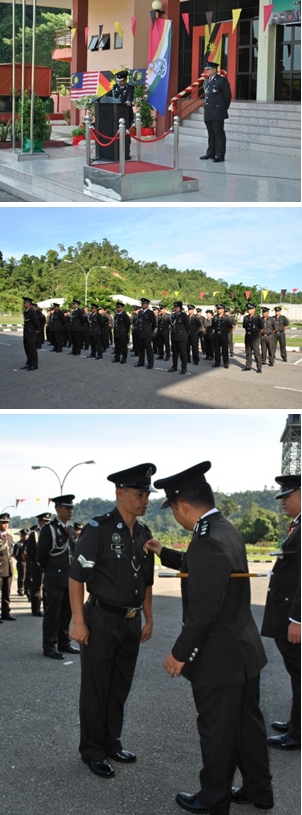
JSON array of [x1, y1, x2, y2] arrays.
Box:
[[0, 334, 302, 409], [1, 572, 300, 815]]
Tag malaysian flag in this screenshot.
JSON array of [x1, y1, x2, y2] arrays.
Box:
[[71, 72, 99, 100]]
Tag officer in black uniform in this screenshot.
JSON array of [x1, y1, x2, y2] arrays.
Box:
[[26, 511, 52, 617], [242, 303, 264, 373], [21, 296, 40, 371], [13, 528, 29, 595], [130, 306, 140, 356], [74, 522, 84, 540], [224, 308, 236, 357], [50, 303, 66, 353], [169, 301, 190, 375], [98, 306, 110, 352], [36, 494, 79, 659], [69, 463, 156, 778], [152, 307, 160, 355], [262, 473, 301, 751], [260, 307, 276, 367], [273, 306, 289, 362], [196, 309, 205, 354], [199, 61, 231, 162], [135, 297, 156, 369], [70, 299, 85, 356], [82, 306, 91, 351], [63, 310, 72, 347], [187, 305, 202, 365], [0, 513, 16, 621], [87, 304, 106, 360], [212, 303, 232, 368], [109, 70, 134, 121], [204, 310, 214, 360], [156, 304, 171, 360], [32, 303, 46, 348], [112, 301, 131, 364], [146, 461, 273, 814]]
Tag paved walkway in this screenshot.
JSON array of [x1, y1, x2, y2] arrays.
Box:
[[0, 125, 300, 202]]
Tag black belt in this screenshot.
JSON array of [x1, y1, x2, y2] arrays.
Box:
[[87, 594, 142, 618]]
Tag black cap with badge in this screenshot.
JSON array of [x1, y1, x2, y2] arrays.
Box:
[[154, 461, 212, 508], [50, 494, 75, 507], [274, 474, 301, 499], [107, 463, 157, 492]]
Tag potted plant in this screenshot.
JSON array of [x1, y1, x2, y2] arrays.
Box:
[[132, 83, 155, 137], [71, 96, 95, 145], [19, 92, 50, 153]]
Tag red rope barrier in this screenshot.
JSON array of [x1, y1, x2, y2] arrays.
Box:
[[127, 127, 173, 143], [91, 129, 119, 148], [92, 126, 119, 141]]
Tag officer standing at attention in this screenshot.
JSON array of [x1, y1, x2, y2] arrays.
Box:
[[130, 305, 140, 357], [199, 61, 231, 162], [260, 307, 276, 367], [156, 304, 171, 361], [196, 309, 206, 355], [204, 309, 214, 360], [50, 303, 66, 353], [36, 495, 79, 659], [13, 528, 29, 596], [69, 463, 156, 778], [273, 306, 289, 362], [146, 462, 274, 814], [70, 299, 85, 356], [187, 306, 202, 365], [0, 513, 16, 621], [212, 303, 232, 368], [242, 303, 264, 373], [224, 308, 236, 357], [135, 297, 156, 369], [262, 473, 301, 751], [21, 296, 40, 371], [168, 301, 190, 375], [87, 304, 106, 360], [26, 511, 52, 617], [112, 302, 131, 364]]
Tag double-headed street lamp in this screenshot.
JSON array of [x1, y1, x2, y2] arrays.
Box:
[[64, 260, 104, 305], [31, 461, 95, 495]]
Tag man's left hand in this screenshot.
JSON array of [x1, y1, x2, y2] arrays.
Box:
[[141, 621, 153, 642], [288, 621, 301, 644], [164, 653, 185, 677]]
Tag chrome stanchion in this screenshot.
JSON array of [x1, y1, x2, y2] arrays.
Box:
[[85, 113, 91, 166], [29, 0, 37, 154], [173, 115, 179, 170], [119, 118, 125, 176], [11, 0, 16, 151], [135, 112, 141, 163]]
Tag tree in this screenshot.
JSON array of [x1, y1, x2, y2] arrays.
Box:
[[1, 9, 72, 91]]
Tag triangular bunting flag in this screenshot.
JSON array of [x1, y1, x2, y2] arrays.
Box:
[[114, 21, 123, 40], [131, 17, 137, 36], [263, 5, 274, 31], [232, 8, 242, 32], [181, 13, 190, 35]]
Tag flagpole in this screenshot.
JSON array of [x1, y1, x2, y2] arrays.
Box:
[[11, 0, 16, 151], [30, 0, 37, 154], [21, 0, 26, 152]]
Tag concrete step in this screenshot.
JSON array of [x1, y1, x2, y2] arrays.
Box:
[[189, 112, 301, 127]]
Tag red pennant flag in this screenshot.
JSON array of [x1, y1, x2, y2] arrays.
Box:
[[230, 291, 235, 300], [199, 291, 205, 300], [292, 288, 299, 292], [16, 499, 26, 508], [281, 289, 287, 298], [163, 290, 167, 297], [263, 4, 273, 31], [181, 13, 190, 35], [205, 11, 213, 27], [131, 16, 137, 36], [84, 27, 89, 45], [245, 290, 251, 299]]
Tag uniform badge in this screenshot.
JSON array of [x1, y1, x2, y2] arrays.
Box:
[[117, 523, 123, 529], [112, 533, 121, 544], [199, 520, 209, 536], [89, 519, 99, 527]]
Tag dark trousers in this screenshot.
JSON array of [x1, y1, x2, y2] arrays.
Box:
[[16, 561, 26, 593], [187, 332, 199, 364], [71, 332, 82, 355], [228, 332, 234, 355], [245, 334, 261, 369], [132, 330, 139, 354], [273, 332, 287, 361], [24, 335, 38, 368], [114, 335, 128, 361], [31, 563, 44, 614], [42, 586, 72, 652], [275, 635, 301, 740], [24, 559, 32, 598], [192, 675, 272, 815], [213, 332, 229, 366], [79, 604, 141, 761], [90, 335, 103, 358], [204, 334, 214, 359], [172, 340, 187, 372], [138, 337, 154, 367], [53, 330, 64, 352], [0, 575, 12, 618], [157, 332, 170, 359], [205, 119, 226, 159], [261, 334, 274, 364]]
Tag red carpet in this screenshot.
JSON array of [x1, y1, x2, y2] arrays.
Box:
[[91, 160, 173, 174]]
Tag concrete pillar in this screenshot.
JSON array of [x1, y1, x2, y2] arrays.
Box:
[[71, 0, 89, 125], [257, 0, 276, 101], [156, 0, 180, 135]]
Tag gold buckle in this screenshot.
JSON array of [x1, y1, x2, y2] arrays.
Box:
[[125, 608, 137, 618]]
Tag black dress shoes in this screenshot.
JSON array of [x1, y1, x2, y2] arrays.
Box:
[[60, 645, 80, 654], [44, 649, 65, 660], [147, 365, 153, 369], [110, 749, 136, 763], [82, 757, 115, 778], [179, 371, 186, 375], [199, 155, 213, 160], [134, 363, 144, 367], [231, 787, 274, 809], [1, 615, 17, 621], [32, 611, 43, 617], [213, 157, 225, 162], [241, 367, 251, 371], [175, 793, 210, 813], [267, 733, 300, 750], [271, 721, 289, 732], [168, 367, 176, 372], [27, 366, 38, 371], [20, 365, 29, 369]]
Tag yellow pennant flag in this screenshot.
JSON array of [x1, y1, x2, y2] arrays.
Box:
[[232, 9, 242, 32], [114, 21, 123, 40], [141, 289, 145, 293], [213, 291, 219, 297], [34, 498, 41, 505], [174, 291, 179, 296], [71, 27, 76, 40], [262, 290, 269, 300]]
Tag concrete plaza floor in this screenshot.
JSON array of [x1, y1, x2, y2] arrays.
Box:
[[0, 126, 300, 202]]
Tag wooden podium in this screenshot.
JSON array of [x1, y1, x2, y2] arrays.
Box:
[[93, 99, 131, 162]]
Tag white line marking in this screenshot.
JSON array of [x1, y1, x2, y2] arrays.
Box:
[[293, 358, 302, 365], [275, 386, 302, 393], [0, 342, 11, 346]]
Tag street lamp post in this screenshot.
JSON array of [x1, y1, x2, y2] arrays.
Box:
[[64, 261, 105, 305], [0, 505, 15, 513], [31, 461, 95, 494]]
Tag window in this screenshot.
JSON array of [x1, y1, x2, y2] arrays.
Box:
[[114, 33, 123, 49], [99, 34, 110, 50], [88, 35, 99, 51], [275, 24, 301, 100], [237, 19, 258, 99]]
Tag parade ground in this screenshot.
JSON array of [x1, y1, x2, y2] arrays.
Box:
[[1, 569, 300, 815], [0, 132, 300, 203], [0, 331, 302, 409]]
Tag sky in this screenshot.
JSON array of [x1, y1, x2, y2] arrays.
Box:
[[0, 205, 301, 292], [0, 411, 291, 519]]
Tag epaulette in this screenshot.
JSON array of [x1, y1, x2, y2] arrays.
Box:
[[88, 512, 113, 528], [138, 521, 152, 537], [198, 518, 210, 537]]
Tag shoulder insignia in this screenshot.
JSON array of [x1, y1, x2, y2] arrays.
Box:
[[90, 513, 111, 525], [199, 519, 209, 536], [138, 522, 152, 536], [89, 519, 99, 527], [78, 554, 95, 569]]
